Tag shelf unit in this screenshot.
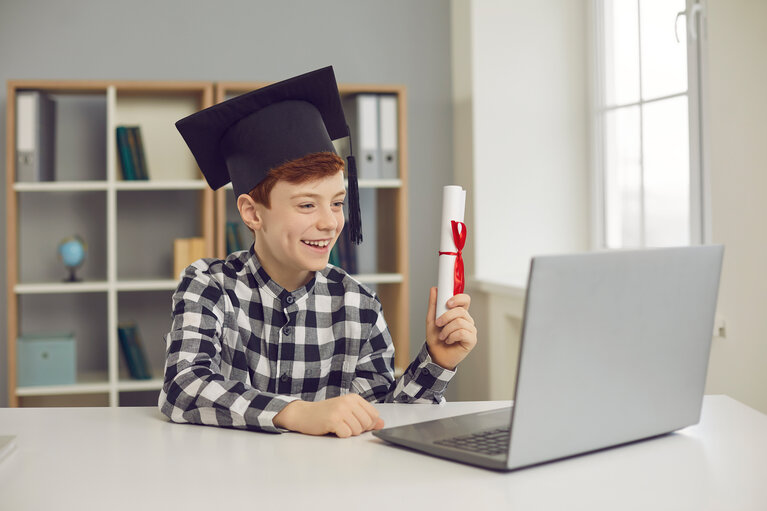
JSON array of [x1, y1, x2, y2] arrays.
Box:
[[6, 78, 410, 406], [214, 82, 410, 372], [6, 80, 214, 407]]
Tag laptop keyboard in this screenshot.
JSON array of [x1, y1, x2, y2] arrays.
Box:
[[434, 426, 510, 456]]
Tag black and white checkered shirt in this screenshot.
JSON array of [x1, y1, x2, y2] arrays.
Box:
[[159, 246, 455, 433]]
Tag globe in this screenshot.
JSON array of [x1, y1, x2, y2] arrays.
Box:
[[58, 235, 86, 282]]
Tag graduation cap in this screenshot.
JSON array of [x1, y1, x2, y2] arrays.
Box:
[[175, 66, 362, 244]]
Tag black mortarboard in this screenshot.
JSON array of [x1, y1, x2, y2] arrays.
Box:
[[175, 66, 362, 244]]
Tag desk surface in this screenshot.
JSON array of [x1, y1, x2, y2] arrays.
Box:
[[1, 395, 766, 510]]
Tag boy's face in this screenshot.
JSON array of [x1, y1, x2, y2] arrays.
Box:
[[252, 169, 346, 288]]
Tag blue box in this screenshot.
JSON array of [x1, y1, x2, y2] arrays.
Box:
[[17, 333, 77, 387]]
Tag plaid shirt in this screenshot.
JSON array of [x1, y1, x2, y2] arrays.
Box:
[[159, 246, 455, 433]]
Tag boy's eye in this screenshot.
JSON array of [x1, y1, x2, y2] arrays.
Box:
[[333, 201, 345, 208], [299, 203, 315, 209]]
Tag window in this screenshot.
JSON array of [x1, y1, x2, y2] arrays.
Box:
[[594, 0, 707, 248]]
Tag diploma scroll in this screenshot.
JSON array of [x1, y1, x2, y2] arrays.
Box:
[[436, 185, 467, 319]]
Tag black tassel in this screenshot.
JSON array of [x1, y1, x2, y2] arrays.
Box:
[[345, 124, 363, 245], [346, 153, 363, 245]]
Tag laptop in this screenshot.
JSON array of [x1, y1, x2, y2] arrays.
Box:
[[374, 245, 724, 471]]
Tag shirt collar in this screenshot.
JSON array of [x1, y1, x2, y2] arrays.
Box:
[[245, 244, 316, 303]]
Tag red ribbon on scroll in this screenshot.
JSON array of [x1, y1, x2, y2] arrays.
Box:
[[438, 220, 467, 295]]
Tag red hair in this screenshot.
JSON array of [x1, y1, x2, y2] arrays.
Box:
[[248, 152, 345, 208]]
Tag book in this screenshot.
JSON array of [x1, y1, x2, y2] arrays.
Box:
[[173, 237, 206, 278], [329, 243, 341, 268], [116, 126, 136, 180], [116, 125, 149, 180], [334, 229, 357, 275], [117, 322, 151, 380], [130, 126, 149, 180], [225, 222, 245, 254], [16, 91, 56, 182], [355, 188, 378, 274]]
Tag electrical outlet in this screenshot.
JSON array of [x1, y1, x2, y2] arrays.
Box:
[[713, 315, 727, 340]]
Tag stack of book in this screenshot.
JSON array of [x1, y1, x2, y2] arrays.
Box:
[[117, 322, 151, 380], [116, 126, 149, 180], [173, 237, 206, 278], [226, 222, 246, 254]]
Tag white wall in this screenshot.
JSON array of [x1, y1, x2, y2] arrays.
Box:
[[448, 0, 590, 400], [704, 0, 767, 413], [468, 0, 591, 283]]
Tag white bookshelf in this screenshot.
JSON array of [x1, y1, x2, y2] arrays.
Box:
[[15, 372, 111, 397], [353, 273, 403, 284], [6, 80, 214, 407], [7, 78, 410, 406], [15, 281, 110, 294], [14, 181, 109, 192]]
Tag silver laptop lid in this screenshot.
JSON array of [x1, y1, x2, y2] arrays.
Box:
[[507, 246, 723, 469]]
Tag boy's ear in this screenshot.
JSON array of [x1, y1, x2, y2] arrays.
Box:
[[237, 194, 263, 231]]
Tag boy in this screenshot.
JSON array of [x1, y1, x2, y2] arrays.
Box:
[[159, 67, 477, 437]]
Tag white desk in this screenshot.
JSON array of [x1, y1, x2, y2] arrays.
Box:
[[1, 395, 766, 510]]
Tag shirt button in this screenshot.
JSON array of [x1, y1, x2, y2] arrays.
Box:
[[286, 295, 294, 304], [421, 368, 431, 377], [283, 326, 292, 336], [280, 373, 289, 383], [397, 395, 409, 403]]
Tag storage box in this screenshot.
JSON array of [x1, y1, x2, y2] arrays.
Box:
[[17, 333, 76, 387]]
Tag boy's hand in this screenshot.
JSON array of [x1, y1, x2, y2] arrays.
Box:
[[426, 287, 477, 370], [273, 394, 384, 438]]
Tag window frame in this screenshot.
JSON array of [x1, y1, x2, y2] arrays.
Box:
[[591, 0, 710, 249]]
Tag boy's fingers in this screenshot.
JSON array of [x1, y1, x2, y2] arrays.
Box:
[[436, 307, 474, 327], [445, 327, 477, 346], [446, 293, 471, 310], [362, 402, 381, 425], [335, 422, 352, 438], [351, 405, 376, 430], [439, 318, 476, 341], [426, 287, 438, 327], [344, 415, 364, 436]]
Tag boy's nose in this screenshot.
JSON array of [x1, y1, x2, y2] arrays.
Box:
[[317, 207, 338, 231]]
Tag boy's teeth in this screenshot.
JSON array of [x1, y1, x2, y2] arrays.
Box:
[[304, 240, 329, 247]]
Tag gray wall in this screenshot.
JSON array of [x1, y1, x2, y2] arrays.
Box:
[[0, 0, 454, 407]]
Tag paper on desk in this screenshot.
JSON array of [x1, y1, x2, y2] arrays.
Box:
[[436, 185, 467, 319]]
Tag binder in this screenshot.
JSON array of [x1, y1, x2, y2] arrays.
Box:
[[130, 127, 149, 180], [16, 91, 56, 182], [117, 323, 151, 380], [343, 94, 381, 179], [173, 237, 206, 278], [378, 95, 399, 179]]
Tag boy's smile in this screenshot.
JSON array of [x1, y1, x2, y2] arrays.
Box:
[[243, 169, 346, 291]]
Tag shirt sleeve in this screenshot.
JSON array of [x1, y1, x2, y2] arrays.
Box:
[[350, 297, 455, 404], [158, 264, 298, 433]]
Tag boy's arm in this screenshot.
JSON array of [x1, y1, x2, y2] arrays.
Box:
[[351, 297, 456, 404], [158, 266, 297, 433]]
